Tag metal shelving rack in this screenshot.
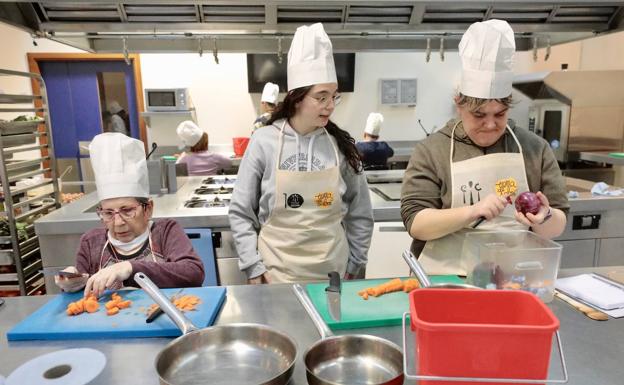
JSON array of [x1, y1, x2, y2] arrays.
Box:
[[0, 69, 61, 296]]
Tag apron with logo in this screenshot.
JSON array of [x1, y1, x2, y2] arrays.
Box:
[[418, 121, 529, 275], [258, 121, 349, 283]]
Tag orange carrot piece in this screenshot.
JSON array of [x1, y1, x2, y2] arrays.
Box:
[[106, 306, 119, 316], [116, 300, 132, 309], [84, 300, 99, 313]]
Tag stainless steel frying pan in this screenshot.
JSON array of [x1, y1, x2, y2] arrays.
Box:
[[136, 273, 297, 385], [293, 284, 404, 385]]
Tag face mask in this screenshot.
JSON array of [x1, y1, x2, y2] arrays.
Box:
[[108, 221, 152, 254]]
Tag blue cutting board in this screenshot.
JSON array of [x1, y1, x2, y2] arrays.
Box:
[[7, 287, 227, 341], [306, 276, 464, 330]]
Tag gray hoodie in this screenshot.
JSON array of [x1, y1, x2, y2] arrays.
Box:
[[228, 118, 374, 279]]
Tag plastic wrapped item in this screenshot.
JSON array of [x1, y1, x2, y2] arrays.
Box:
[[461, 230, 562, 302]]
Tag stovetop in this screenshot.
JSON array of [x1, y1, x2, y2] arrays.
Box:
[[181, 176, 236, 210]]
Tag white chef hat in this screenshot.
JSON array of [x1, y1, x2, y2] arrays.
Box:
[[89, 133, 149, 201], [364, 113, 384, 136], [459, 19, 516, 99], [108, 101, 123, 114], [261, 82, 280, 104], [176, 120, 204, 148], [287, 23, 337, 91]]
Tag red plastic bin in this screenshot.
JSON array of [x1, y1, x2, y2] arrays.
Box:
[[408, 289, 559, 385], [232, 137, 250, 157]]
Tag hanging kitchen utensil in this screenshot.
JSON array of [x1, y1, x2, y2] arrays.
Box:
[[293, 284, 404, 385], [135, 273, 297, 385]]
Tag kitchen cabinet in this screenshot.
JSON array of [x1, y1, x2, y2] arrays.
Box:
[[366, 222, 412, 279], [558, 239, 596, 268], [598, 238, 624, 266]]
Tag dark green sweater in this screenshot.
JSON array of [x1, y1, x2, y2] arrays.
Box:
[[400, 119, 569, 255]]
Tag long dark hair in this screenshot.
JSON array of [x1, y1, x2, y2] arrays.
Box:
[[267, 86, 362, 173]]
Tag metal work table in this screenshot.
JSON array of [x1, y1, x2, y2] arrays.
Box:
[[1, 267, 623, 384]]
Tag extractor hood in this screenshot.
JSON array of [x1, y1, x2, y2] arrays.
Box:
[[1, 1, 623, 53]]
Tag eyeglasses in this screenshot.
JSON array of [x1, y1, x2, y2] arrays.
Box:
[[96, 204, 145, 222], [307, 93, 342, 107]]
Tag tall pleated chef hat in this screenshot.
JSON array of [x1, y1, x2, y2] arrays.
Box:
[[287, 23, 337, 91], [89, 133, 149, 201], [364, 113, 384, 136], [459, 19, 516, 99], [261, 82, 280, 104], [176, 120, 204, 147]]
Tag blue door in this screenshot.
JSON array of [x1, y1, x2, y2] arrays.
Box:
[[39, 61, 140, 189]]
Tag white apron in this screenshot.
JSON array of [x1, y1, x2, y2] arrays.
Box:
[[257, 121, 349, 283], [418, 121, 529, 275]]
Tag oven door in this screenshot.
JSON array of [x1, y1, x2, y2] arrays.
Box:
[[539, 105, 569, 163]]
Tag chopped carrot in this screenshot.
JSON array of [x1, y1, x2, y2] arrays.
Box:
[[106, 306, 119, 316], [116, 300, 132, 309], [84, 300, 99, 313]]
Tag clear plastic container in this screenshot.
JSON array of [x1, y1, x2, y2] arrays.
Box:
[[461, 230, 562, 302]]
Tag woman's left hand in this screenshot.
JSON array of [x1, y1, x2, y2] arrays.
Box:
[[84, 261, 133, 298], [514, 191, 552, 227]]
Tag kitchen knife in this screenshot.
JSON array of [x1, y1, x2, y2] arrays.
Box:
[[325, 272, 341, 322], [146, 288, 184, 323]]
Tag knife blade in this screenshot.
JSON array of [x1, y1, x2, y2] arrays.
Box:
[[146, 288, 184, 323], [325, 271, 341, 322]]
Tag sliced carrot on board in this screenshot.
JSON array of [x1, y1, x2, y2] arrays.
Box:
[[106, 306, 120, 316]]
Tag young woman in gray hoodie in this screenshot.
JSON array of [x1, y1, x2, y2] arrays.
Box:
[[228, 84, 374, 284]]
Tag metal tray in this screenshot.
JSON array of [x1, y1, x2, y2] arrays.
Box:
[[1, 133, 38, 147], [0, 120, 43, 135], [0, 250, 14, 265]]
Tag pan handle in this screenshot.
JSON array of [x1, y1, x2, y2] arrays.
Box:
[[134, 272, 198, 335], [292, 284, 334, 339], [402, 250, 431, 288]]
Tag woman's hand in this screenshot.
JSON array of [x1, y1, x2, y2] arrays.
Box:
[[515, 191, 551, 227], [344, 272, 356, 280], [247, 272, 271, 285], [54, 266, 89, 292], [470, 193, 509, 222], [84, 261, 133, 298]]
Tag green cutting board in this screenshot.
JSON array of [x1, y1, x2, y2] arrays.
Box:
[[608, 152, 624, 158], [306, 276, 464, 330]]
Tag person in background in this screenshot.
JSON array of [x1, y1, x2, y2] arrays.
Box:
[[253, 82, 280, 131], [176, 120, 232, 176], [108, 101, 130, 136], [400, 19, 568, 276], [55, 133, 204, 297], [356, 112, 394, 170], [229, 23, 373, 284]]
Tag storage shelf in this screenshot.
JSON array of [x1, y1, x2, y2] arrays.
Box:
[[0, 94, 42, 104], [0, 68, 60, 296]]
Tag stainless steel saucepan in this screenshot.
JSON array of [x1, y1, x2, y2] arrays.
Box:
[[293, 284, 404, 385], [135, 273, 297, 385], [402, 250, 481, 289]]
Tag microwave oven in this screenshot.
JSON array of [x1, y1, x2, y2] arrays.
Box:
[[527, 101, 570, 163], [145, 88, 191, 111]]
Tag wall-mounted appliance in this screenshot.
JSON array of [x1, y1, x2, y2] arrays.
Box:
[[145, 88, 192, 111]]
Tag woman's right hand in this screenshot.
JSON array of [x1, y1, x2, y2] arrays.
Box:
[[54, 266, 89, 292], [470, 193, 509, 222], [247, 272, 271, 285]]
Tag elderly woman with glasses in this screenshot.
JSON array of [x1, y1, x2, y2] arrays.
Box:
[[229, 23, 373, 284], [55, 133, 204, 297]]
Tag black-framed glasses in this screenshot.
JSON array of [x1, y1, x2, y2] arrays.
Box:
[[96, 204, 145, 222], [307, 93, 342, 107]]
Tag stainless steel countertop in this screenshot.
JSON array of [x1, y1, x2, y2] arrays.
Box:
[[1, 266, 623, 384], [34, 176, 231, 235]]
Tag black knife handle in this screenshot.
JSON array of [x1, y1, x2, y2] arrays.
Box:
[[146, 307, 164, 323], [326, 271, 341, 293]]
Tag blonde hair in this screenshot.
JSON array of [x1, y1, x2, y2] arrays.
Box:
[[190, 132, 208, 153], [455, 93, 513, 112]]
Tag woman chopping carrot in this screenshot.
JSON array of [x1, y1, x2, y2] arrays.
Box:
[[55, 133, 205, 297]]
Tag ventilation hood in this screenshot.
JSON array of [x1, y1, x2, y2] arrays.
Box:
[[1, 1, 623, 53]]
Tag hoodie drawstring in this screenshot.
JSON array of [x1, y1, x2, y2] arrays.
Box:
[[307, 135, 316, 171]]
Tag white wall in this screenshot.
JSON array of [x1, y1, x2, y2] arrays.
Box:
[[140, 51, 462, 145], [0, 22, 84, 160]]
